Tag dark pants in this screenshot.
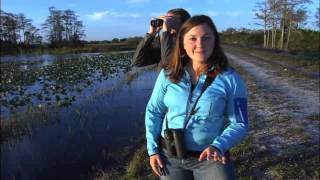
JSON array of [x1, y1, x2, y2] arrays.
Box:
[[159, 151, 237, 180]]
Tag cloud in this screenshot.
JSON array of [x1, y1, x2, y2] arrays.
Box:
[[126, 0, 150, 3], [109, 11, 141, 18], [85, 10, 141, 21], [207, 11, 218, 17], [86, 11, 109, 21], [226, 11, 242, 17], [130, 13, 141, 18]]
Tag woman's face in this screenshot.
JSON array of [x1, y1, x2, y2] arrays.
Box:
[[183, 23, 215, 64]]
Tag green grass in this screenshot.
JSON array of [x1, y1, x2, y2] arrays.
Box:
[[223, 45, 319, 76], [94, 143, 156, 180], [120, 145, 156, 180], [284, 127, 311, 141], [267, 143, 320, 179], [269, 163, 302, 179], [306, 113, 320, 122], [230, 134, 319, 179]]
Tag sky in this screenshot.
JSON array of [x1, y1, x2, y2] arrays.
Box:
[[2, 0, 319, 41]]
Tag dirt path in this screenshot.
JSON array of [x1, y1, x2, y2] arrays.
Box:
[[225, 50, 319, 179]]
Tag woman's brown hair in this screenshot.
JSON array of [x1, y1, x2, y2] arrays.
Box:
[[164, 15, 229, 83]]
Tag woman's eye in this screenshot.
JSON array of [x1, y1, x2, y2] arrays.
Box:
[[203, 36, 212, 40], [189, 37, 197, 41]]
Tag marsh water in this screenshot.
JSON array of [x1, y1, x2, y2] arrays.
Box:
[[0, 52, 157, 179]]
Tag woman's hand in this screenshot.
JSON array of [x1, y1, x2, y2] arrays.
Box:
[[149, 153, 164, 176], [198, 146, 229, 164], [148, 24, 161, 36]]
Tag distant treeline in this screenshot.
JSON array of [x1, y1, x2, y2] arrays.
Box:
[[0, 6, 85, 53], [83, 37, 143, 45], [220, 28, 319, 53]]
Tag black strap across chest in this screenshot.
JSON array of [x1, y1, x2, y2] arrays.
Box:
[[165, 67, 220, 130]]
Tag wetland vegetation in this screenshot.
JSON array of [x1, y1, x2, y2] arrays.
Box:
[[1, 52, 132, 115], [1, 52, 134, 141], [1, 1, 319, 180]]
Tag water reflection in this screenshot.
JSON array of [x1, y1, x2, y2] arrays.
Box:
[[1, 68, 157, 180]]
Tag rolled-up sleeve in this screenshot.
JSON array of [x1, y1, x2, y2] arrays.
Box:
[[132, 33, 161, 67], [160, 31, 174, 66], [211, 73, 249, 154], [145, 69, 168, 156]]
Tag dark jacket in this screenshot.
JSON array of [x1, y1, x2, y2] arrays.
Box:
[[132, 31, 174, 68]]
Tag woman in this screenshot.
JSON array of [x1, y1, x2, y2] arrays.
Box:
[[145, 15, 248, 180]]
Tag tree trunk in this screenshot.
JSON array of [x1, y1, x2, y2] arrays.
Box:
[[65, 24, 68, 41], [272, 29, 275, 48], [279, 20, 285, 49], [274, 29, 277, 48], [18, 31, 22, 43], [22, 29, 25, 43], [272, 26, 278, 49], [285, 20, 292, 50], [264, 28, 267, 48], [271, 28, 274, 48], [267, 29, 270, 48], [263, 13, 267, 48]]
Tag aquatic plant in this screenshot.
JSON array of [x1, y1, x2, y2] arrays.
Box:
[[0, 52, 133, 118]]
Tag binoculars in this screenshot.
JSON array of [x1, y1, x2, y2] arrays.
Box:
[[150, 18, 164, 27], [164, 128, 186, 158]]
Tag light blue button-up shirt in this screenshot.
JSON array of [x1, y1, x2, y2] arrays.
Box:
[[145, 67, 248, 156]]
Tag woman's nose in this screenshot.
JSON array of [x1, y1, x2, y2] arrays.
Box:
[[196, 38, 204, 47]]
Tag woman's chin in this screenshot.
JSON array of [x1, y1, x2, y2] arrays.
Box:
[[194, 57, 208, 64]]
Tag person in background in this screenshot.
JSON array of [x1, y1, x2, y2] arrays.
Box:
[[132, 8, 190, 68], [145, 15, 249, 179]]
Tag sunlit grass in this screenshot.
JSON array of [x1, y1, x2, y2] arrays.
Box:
[[223, 45, 320, 76]]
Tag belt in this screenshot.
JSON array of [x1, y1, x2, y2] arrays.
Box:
[[160, 137, 231, 160], [160, 137, 202, 158]]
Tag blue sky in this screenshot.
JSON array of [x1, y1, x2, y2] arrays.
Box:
[[2, 0, 319, 41]]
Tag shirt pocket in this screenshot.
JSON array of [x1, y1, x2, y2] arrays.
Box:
[[194, 96, 226, 118], [194, 99, 213, 118]]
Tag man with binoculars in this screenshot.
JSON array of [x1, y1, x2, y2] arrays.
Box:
[[132, 8, 190, 68]]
